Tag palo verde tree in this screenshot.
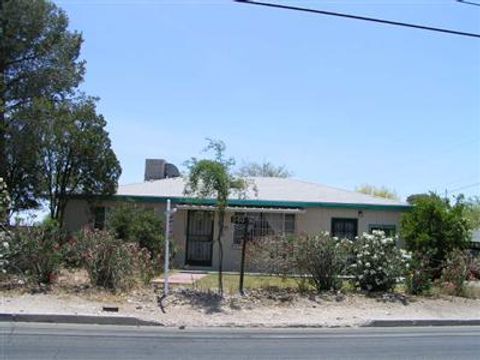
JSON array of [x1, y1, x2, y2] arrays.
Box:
[[237, 161, 292, 178], [36, 96, 121, 225], [356, 184, 399, 200], [1, 0, 85, 213], [185, 139, 245, 295]]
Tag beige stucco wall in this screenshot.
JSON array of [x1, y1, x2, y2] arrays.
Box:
[[62, 199, 406, 272]]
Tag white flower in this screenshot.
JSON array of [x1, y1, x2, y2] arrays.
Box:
[[365, 262, 371, 268], [2, 241, 8, 250]]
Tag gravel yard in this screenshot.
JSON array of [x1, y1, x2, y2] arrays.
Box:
[[2, 275, 480, 328]]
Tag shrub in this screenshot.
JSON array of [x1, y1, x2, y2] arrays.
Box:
[[405, 252, 433, 295], [246, 235, 296, 277], [107, 205, 167, 260], [75, 229, 153, 291], [8, 222, 64, 284], [466, 255, 480, 280], [440, 249, 468, 296], [350, 231, 409, 292], [0, 178, 11, 275], [295, 232, 350, 292], [0, 228, 11, 276], [401, 194, 471, 278]]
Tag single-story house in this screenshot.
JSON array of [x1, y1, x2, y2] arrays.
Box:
[[63, 159, 410, 271]]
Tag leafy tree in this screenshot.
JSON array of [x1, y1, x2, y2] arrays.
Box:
[[465, 196, 480, 229], [356, 184, 399, 200], [406, 193, 430, 205], [37, 96, 121, 225], [107, 204, 165, 259], [400, 193, 471, 277], [185, 139, 245, 295], [1, 0, 85, 212], [237, 161, 292, 178]]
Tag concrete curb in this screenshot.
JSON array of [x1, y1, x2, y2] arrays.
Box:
[[2, 313, 480, 328], [364, 319, 480, 327], [0, 313, 163, 327]]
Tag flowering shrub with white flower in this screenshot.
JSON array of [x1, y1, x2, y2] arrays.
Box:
[[0, 178, 10, 275], [349, 231, 409, 292]]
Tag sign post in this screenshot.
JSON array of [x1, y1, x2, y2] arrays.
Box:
[[163, 199, 176, 296]]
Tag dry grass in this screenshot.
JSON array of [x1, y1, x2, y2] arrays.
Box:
[[192, 274, 299, 294], [464, 281, 480, 299]]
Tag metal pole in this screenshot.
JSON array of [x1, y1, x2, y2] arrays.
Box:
[[164, 199, 171, 296]]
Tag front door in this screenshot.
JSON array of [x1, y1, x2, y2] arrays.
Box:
[[186, 210, 214, 266]]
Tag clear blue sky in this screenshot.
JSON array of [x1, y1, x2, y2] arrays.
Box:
[[57, 0, 480, 200]]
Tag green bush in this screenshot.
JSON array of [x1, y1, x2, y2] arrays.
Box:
[[350, 231, 409, 293], [295, 232, 350, 292], [76, 229, 153, 291], [401, 194, 471, 278], [107, 205, 166, 259], [8, 221, 64, 284]]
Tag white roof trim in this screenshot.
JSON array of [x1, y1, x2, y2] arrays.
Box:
[[176, 205, 305, 214]]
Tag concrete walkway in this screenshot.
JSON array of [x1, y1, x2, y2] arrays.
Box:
[[152, 272, 207, 285]]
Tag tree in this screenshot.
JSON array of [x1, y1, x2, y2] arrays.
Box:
[[356, 184, 399, 200], [406, 193, 430, 205], [1, 0, 85, 212], [237, 161, 292, 178], [108, 204, 165, 260], [465, 196, 480, 229], [37, 96, 121, 225], [400, 193, 471, 277], [185, 139, 245, 295]]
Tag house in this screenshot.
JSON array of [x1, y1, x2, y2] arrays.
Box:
[[63, 159, 410, 271]]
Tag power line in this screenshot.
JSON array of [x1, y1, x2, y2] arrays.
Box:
[[448, 182, 480, 193], [457, 0, 480, 7], [234, 0, 480, 39]]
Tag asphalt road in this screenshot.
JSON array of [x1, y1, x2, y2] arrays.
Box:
[[1, 323, 480, 360]]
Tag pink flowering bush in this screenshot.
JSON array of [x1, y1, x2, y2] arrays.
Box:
[[74, 229, 153, 291], [0, 178, 11, 276]]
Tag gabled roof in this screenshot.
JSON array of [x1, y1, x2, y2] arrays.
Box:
[[115, 177, 410, 211]]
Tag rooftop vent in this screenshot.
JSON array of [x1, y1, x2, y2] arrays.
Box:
[[144, 159, 180, 181]]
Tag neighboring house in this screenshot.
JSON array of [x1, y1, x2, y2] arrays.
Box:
[[63, 159, 410, 271]]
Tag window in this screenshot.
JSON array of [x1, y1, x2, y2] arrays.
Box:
[[232, 212, 296, 245], [93, 206, 106, 230], [369, 224, 396, 237], [285, 214, 296, 235], [331, 218, 358, 240]]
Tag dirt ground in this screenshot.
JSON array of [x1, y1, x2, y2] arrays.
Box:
[[1, 270, 480, 328]]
